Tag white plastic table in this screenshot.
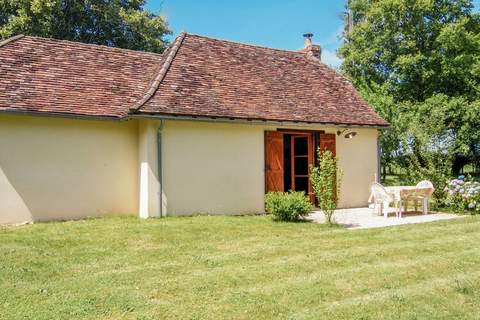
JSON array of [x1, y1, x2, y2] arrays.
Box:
[[385, 186, 428, 217], [384, 186, 416, 201]]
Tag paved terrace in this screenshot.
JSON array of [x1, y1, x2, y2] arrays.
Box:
[[308, 207, 462, 230]]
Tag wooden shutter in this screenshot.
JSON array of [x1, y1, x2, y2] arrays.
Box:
[[265, 131, 284, 192], [319, 133, 337, 200], [319, 133, 336, 156]]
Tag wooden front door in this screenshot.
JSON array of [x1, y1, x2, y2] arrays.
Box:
[[265, 130, 327, 204], [290, 134, 314, 202], [265, 131, 284, 192]]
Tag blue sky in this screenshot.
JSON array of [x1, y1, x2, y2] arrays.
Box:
[[147, 0, 480, 68]]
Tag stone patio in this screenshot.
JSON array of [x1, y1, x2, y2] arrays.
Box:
[[307, 206, 462, 230]]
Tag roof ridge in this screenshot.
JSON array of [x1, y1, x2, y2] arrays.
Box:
[[16, 35, 163, 57], [129, 32, 187, 112], [0, 34, 25, 48], [184, 32, 306, 55], [183, 32, 340, 71]]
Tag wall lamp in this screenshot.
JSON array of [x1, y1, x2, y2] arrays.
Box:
[[337, 129, 357, 139]]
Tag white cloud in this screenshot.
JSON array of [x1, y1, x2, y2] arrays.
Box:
[[321, 49, 343, 69]]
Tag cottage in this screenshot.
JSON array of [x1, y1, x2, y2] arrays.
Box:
[[0, 33, 388, 224]]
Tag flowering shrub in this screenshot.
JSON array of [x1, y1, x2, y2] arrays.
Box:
[[444, 175, 480, 214]]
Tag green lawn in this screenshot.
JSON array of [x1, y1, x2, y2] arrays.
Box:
[[1, 216, 480, 319]]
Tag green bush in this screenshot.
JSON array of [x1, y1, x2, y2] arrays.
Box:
[[402, 152, 451, 210], [265, 191, 312, 221]]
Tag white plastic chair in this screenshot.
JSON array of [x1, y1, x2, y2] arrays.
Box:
[[414, 180, 434, 214], [416, 180, 434, 190], [369, 182, 399, 218]]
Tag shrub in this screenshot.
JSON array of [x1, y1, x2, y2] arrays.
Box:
[[402, 152, 451, 210], [444, 176, 480, 214], [265, 191, 312, 221], [309, 149, 342, 225]]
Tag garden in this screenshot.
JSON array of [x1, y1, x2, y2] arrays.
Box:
[[340, 0, 480, 219], [264, 148, 480, 224]]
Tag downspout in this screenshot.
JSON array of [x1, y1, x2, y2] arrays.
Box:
[[157, 120, 165, 217], [377, 134, 381, 183]]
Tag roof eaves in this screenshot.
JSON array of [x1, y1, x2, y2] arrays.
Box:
[[0, 109, 123, 121], [129, 32, 187, 112], [0, 34, 25, 48], [131, 112, 390, 128]]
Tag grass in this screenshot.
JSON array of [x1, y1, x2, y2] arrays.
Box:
[[383, 174, 403, 186], [1, 215, 480, 319]]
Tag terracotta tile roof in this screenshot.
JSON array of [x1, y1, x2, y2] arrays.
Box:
[[135, 33, 389, 127], [0, 35, 163, 118], [0, 33, 388, 127]]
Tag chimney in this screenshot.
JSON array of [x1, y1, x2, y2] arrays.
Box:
[[301, 33, 321, 61]]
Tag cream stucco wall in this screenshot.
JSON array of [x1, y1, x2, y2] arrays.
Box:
[[138, 119, 162, 218], [161, 120, 266, 215], [161, 120, 379, 215], [333, 127, 379, 208], [0, 114, 379, 223], [0, 114, 139, 224]]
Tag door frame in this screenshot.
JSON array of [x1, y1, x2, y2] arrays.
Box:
[[290, 133, 315, 202], [265, 129, 328, 204]]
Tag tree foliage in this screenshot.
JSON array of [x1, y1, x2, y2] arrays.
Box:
[[340, 0, 480, 178], [0, 0, 171, 53]]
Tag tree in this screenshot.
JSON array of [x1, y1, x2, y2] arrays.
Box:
[[340, 0, 480, 177], [0, 0, 171, 53], [355, 81, 410, 180]]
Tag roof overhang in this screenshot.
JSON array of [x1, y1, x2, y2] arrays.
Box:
[[129, 113, 390, 129], [0, 109, 124, 122], [0, 108, 390, 129]]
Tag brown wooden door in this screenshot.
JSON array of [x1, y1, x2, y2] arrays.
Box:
[[265, 131, 284, 192], [291, 134, 315, 202]]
